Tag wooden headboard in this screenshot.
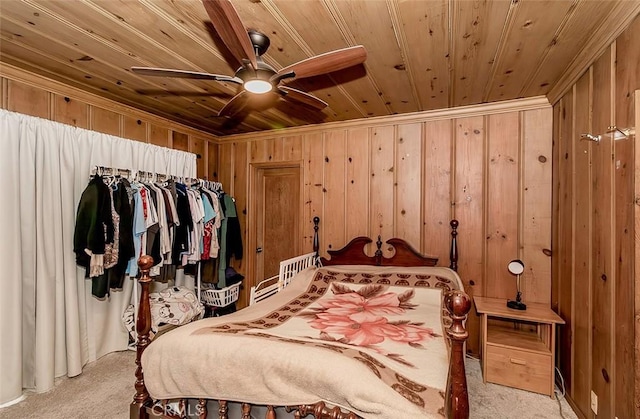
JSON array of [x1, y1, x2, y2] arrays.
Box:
[[314, 217, 459, 270]]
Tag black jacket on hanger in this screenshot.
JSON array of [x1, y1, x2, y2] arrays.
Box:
[[73, 176, 114, 269]]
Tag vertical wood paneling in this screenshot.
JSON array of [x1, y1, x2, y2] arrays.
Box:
[[5, 71, 555, 367], [123, 116, 147, 143], [53, 95, 88, 128], [1, 77, 5, 108], [423, 120, 453, 265], [303, 133, 324, 253], [220, 102, 553, 356], [189, 136, 206, 179], [634, 90, 640, 419], [323, 130, 347, 251], [454, 116, 485, 355], [91, 107, 120, 136], [269, 137, 284, 162], [590, 47, 614, 419], [7, 80, 49, 118], [485, 112, 520, 301], [346, 128, 370, 240], [522, 108, 553, 304], [555, 92, 574, 394], [148, 124, 170, 148], [613, 20, 639, 419], [395, 123, 422, 248], [571, 72, 592, 416], [551, 102, 560, 311], [612, 102, 634, 419], [208, 141, 219, 180], [250, 137, 282, 163], [282, 136, 303, 162], [172, 131, 189, 152], [233, 142, 248, 272], [250, 137, 267, 163], [218, 143, 233, 194], [370, 126, 395, 257]]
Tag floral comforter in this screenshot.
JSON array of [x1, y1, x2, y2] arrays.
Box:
[[141, 265, 463, 419]]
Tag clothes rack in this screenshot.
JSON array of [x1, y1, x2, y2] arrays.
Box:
[[84, 166, 230, 347]]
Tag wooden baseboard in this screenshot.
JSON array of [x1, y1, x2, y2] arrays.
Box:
[[563, 394, 586, 419]]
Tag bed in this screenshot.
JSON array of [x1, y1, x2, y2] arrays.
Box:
[[131, 218, 470, 419]]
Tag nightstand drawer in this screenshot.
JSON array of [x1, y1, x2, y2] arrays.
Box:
[[485, 345, 552, 395]]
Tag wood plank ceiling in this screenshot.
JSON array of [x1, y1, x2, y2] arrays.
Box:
[[1, 0, 638, 136]]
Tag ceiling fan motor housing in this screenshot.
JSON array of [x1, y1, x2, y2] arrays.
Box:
[[247, 29, 270, 56], [235, 58, 277, 84], [234, 30, 277, 87]]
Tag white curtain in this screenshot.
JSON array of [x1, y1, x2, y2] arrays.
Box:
[[0, 109, 196, 405]]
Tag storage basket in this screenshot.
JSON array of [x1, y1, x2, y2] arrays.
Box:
[[200, 282, 241, 307]]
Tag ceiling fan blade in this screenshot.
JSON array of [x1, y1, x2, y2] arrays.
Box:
[[202, 0, 257, 70], [131, 67, 242, 84], [279, 86, 328, 110], [274, 45, 367, 81], [218, 90, 250, 117]]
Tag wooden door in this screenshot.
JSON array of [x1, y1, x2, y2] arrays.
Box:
[[253, 165, 301, 283]]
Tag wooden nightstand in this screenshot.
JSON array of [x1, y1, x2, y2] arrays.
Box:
[[474, 296, 565, 397]]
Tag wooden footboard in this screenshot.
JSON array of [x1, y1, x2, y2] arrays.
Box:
[[131, 219, 470, 419]]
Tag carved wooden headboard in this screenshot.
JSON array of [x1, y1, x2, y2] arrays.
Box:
[[313, 218, 459, 270]]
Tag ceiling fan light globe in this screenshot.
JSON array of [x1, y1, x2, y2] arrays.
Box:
[[244, 80, 272, 94]]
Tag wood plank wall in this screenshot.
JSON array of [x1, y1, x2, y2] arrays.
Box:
[[0, 66, 219, 181], [217, 98, 552, 355], [552, 15, 639, 419], [1, 63, 556, 379]]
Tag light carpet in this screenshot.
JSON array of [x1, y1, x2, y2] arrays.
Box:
[[0, 351, 576, 419]]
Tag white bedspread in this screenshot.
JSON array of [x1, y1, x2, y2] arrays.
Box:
[[141, 265, 463, 419]]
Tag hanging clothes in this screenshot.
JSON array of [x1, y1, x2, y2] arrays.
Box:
[[73, 171, 242, 299], [74, 175, 141, 298], [158, 180, 179, 282], [216, 192, 243, 288], [126, 182, 147, 278], [107, 179, 135, 290], [73, 175, 114, 269], [73, 175, 115, 297], [172, 182, 193, 265]]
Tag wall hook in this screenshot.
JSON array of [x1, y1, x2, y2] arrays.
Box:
[[607, 126, 635, 140], [580, 133, 601, 143]]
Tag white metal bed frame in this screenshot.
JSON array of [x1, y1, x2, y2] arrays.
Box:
[[249, 252, 319, 305]]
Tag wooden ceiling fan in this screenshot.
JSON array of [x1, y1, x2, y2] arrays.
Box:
[[131, 0, 367, 118]]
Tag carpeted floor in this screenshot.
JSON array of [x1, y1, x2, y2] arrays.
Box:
[[0, 350, 576, 419]]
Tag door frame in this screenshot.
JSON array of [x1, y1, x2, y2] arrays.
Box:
[[246, 161, 304, 305]]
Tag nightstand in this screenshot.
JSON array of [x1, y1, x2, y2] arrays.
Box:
[[474, 296, 565, 397]]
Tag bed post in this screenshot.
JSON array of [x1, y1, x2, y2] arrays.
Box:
[[313, 216, 320, 266], [449, 219, 459, 271], [130, 255, 154, 419], [444, 290, 471, 419]]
